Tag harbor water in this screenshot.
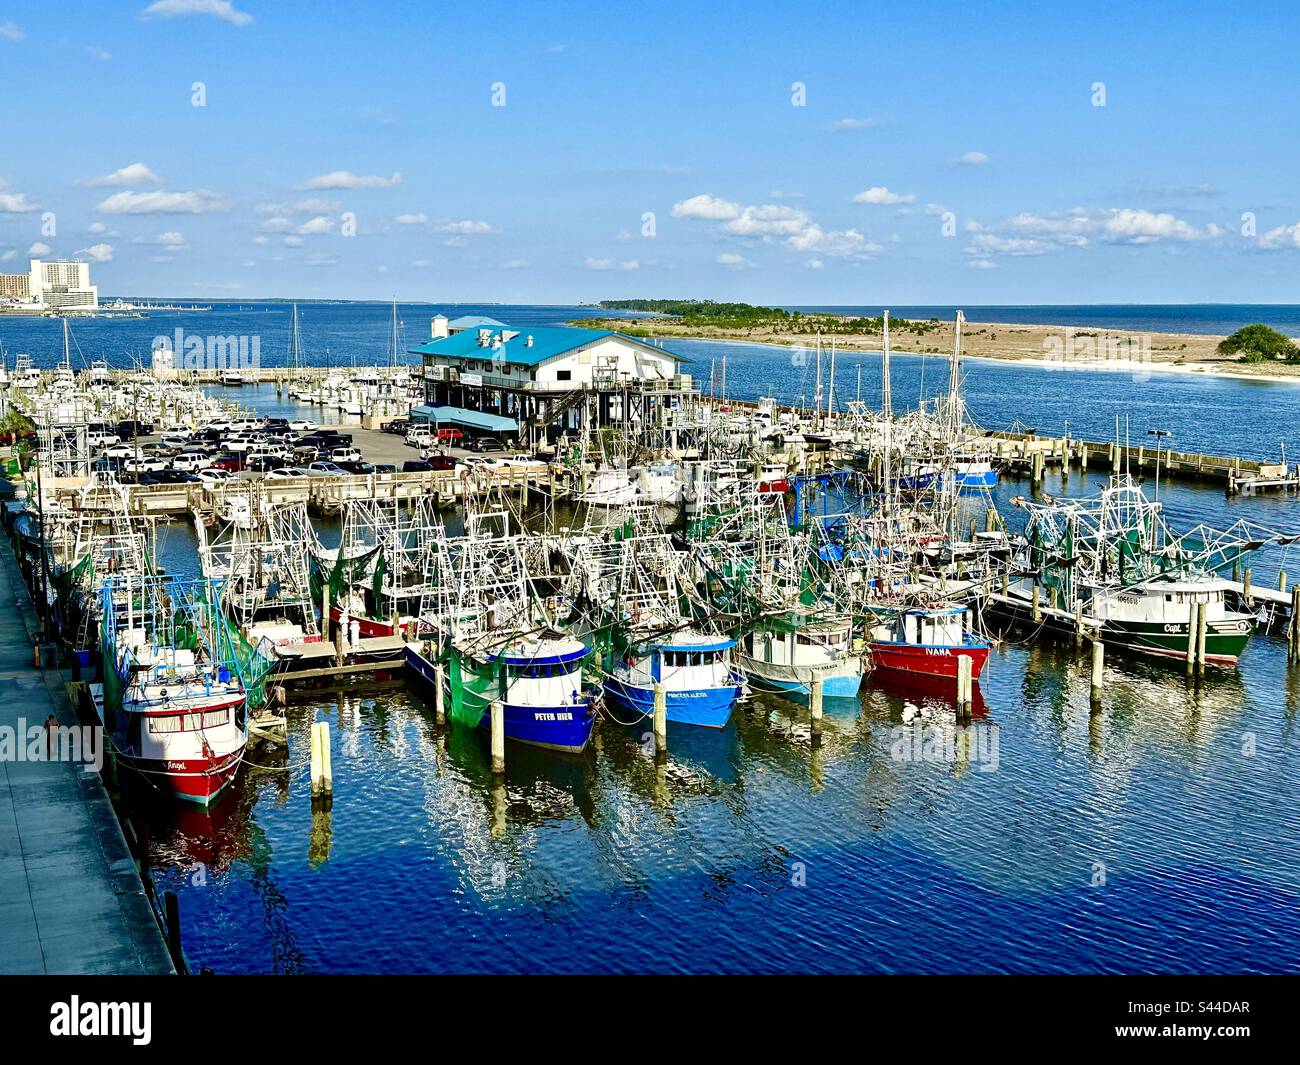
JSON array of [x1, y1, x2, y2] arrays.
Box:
[[8, 303, 1300, 973]]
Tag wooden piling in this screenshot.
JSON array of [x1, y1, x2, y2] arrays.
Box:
[[1289, 586, 1300, 664], [1195, 601, 1208, 678], [1185, 602, 1197, 677], [1073, 601, 1084, 651], [310, 721, 332, 800], [1279, 571, 1288, 595], [1031, 582, 1041, 623], [956, 655, 972, 720], [653, 682, 667, 754], [433, 661, 446, 724], [1090, 640, 1104, 708], [490, 699, 505, 774], [809, 677, 824, 731], [1242, 567, 1253, 606]]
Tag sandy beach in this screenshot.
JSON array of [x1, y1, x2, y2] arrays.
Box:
[[572, 316, 1300, 383]]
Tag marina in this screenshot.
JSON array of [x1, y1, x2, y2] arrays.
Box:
[[3, 303, 1300, 976]]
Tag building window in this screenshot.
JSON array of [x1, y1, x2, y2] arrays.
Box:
[[556, 370, 572, 382]]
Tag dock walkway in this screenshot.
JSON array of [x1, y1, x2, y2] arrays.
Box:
[[0, 540, 173, 975]]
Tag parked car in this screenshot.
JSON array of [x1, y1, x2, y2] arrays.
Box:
[[372, 463, 397, 474], [383, 418, 411, 436], [424, 455, 457, 472], [329, 446, 364, 464], [102, 443, 136, 459], [306, 461, 348, 477], [246, 453, 286, 472], [436, 427, 464, 444], [402, 460, 434, 473], [266, 466, 311, 480], [465, 435, 506, 453], [159, 431, 192, 449], [123, 455, 169, 474], [171, 452, 213, 472], [197, 467, 236, 486], [88, 431, 121, 449], [210, 453, 247, 472], [288, 419, 318, 432], [338, 460, 375, 476], [405, 427, 434, 448], [115, 420, 153, 439]]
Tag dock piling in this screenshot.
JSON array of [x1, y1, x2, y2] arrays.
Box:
[[1289, 587, 1300, 664], [490, 700, 505, 774], [1195, 601, 1208, 678], [653, 682, 667, 754], [310, 721, 333, 802], [956, 655, 973, 721], [433, 661, 446, 724], [809, 678, 824, 732], [1090, 640, 1104, 709]]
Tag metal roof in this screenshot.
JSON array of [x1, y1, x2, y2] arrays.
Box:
[[409, 323, 686, 368], [409, 404, 518, 433]]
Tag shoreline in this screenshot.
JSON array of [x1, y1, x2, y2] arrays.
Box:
[[574, 317, 1300, 385]]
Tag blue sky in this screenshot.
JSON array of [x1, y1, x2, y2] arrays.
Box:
[[2, 0, 1299, 304]]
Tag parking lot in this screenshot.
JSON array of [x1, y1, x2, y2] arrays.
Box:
[[86, 415, 531, 487]]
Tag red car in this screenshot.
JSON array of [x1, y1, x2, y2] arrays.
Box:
[[210, 453, 246, 472], [435, 427, 463, 443]]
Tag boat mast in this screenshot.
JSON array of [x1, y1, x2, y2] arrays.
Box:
[[826, 337, 836, 422], [288, 304, 303, 371]]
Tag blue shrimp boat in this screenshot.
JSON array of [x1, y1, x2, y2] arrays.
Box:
[[603, 632, 743, 728], [406, 637, 598, 752]]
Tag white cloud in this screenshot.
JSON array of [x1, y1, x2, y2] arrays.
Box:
[[673, 191, 882, 261], [283, 235, 304, 247], [79, 162, 163, 188], [295, 215, 335, 235], [806, 258, 824, 270], [0, 180, 38, 212], [394, 212, 428, 225], [501, 258, 529, 269], [832, 116, 884, 130], [87, 46, 112, 61], [1259, 222, 1300, 250], [132, 230, 186, 248], [443, 236, 467, 248], [1, 250, 16, 262], [954, 151, 991, 166], [139, 1, 253, 27], [97, 189, 227, 214], [967, 258, 995, 269], [28, 242, 51, 256], [853, 186, 915, 205], [584, 257, 639, 271], [298, 170, 401, 190], [76, 243, 114, 262], [251, 235, 269, 245], [717, 252, 754, 269], [293, 198, 339, 213], [0, 21, 23, 41], [411, 259, 431, 268], [305, 254, 337, 267], [966, 206, 1222, 259], [430, 219, 498, 235]]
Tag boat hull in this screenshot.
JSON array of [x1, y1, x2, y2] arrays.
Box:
[[602, 675, 741, 728], [740, 660, 863, 700], [119, 748, 244, 806], [404, 645, 596, 752], [870, 641, 990, 681]]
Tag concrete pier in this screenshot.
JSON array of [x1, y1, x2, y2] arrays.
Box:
[[0, 539, 173, 975]]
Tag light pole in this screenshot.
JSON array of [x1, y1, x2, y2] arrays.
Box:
[[1148, 428, 1171, 504]]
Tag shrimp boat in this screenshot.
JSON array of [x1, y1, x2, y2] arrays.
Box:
[[866, 604, 989, 681], [579, 467, 637, 507], [89, 575, 273, 805], [738, 612, 864, 700], [1006, 476, 1278, 667], [407, 511, 600, 752], [603, 631, 743, 728]]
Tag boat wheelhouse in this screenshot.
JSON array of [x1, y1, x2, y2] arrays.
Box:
[[603, 631, 743, 728], [867, 605, 990, 681], [738, 613, 863, 700], [406, 636, 598, 752]]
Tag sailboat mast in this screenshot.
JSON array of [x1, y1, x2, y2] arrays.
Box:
[[827, 337, 836, 421], [882, 309, 893, 504]]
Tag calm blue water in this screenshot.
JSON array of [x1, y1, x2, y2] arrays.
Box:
[[24, 300, 1300, 972], [136, 463, 1300, 975], [4, 301, 1296, 461]]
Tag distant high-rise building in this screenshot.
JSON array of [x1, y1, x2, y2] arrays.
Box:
[[29, 259, 98, 311]]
